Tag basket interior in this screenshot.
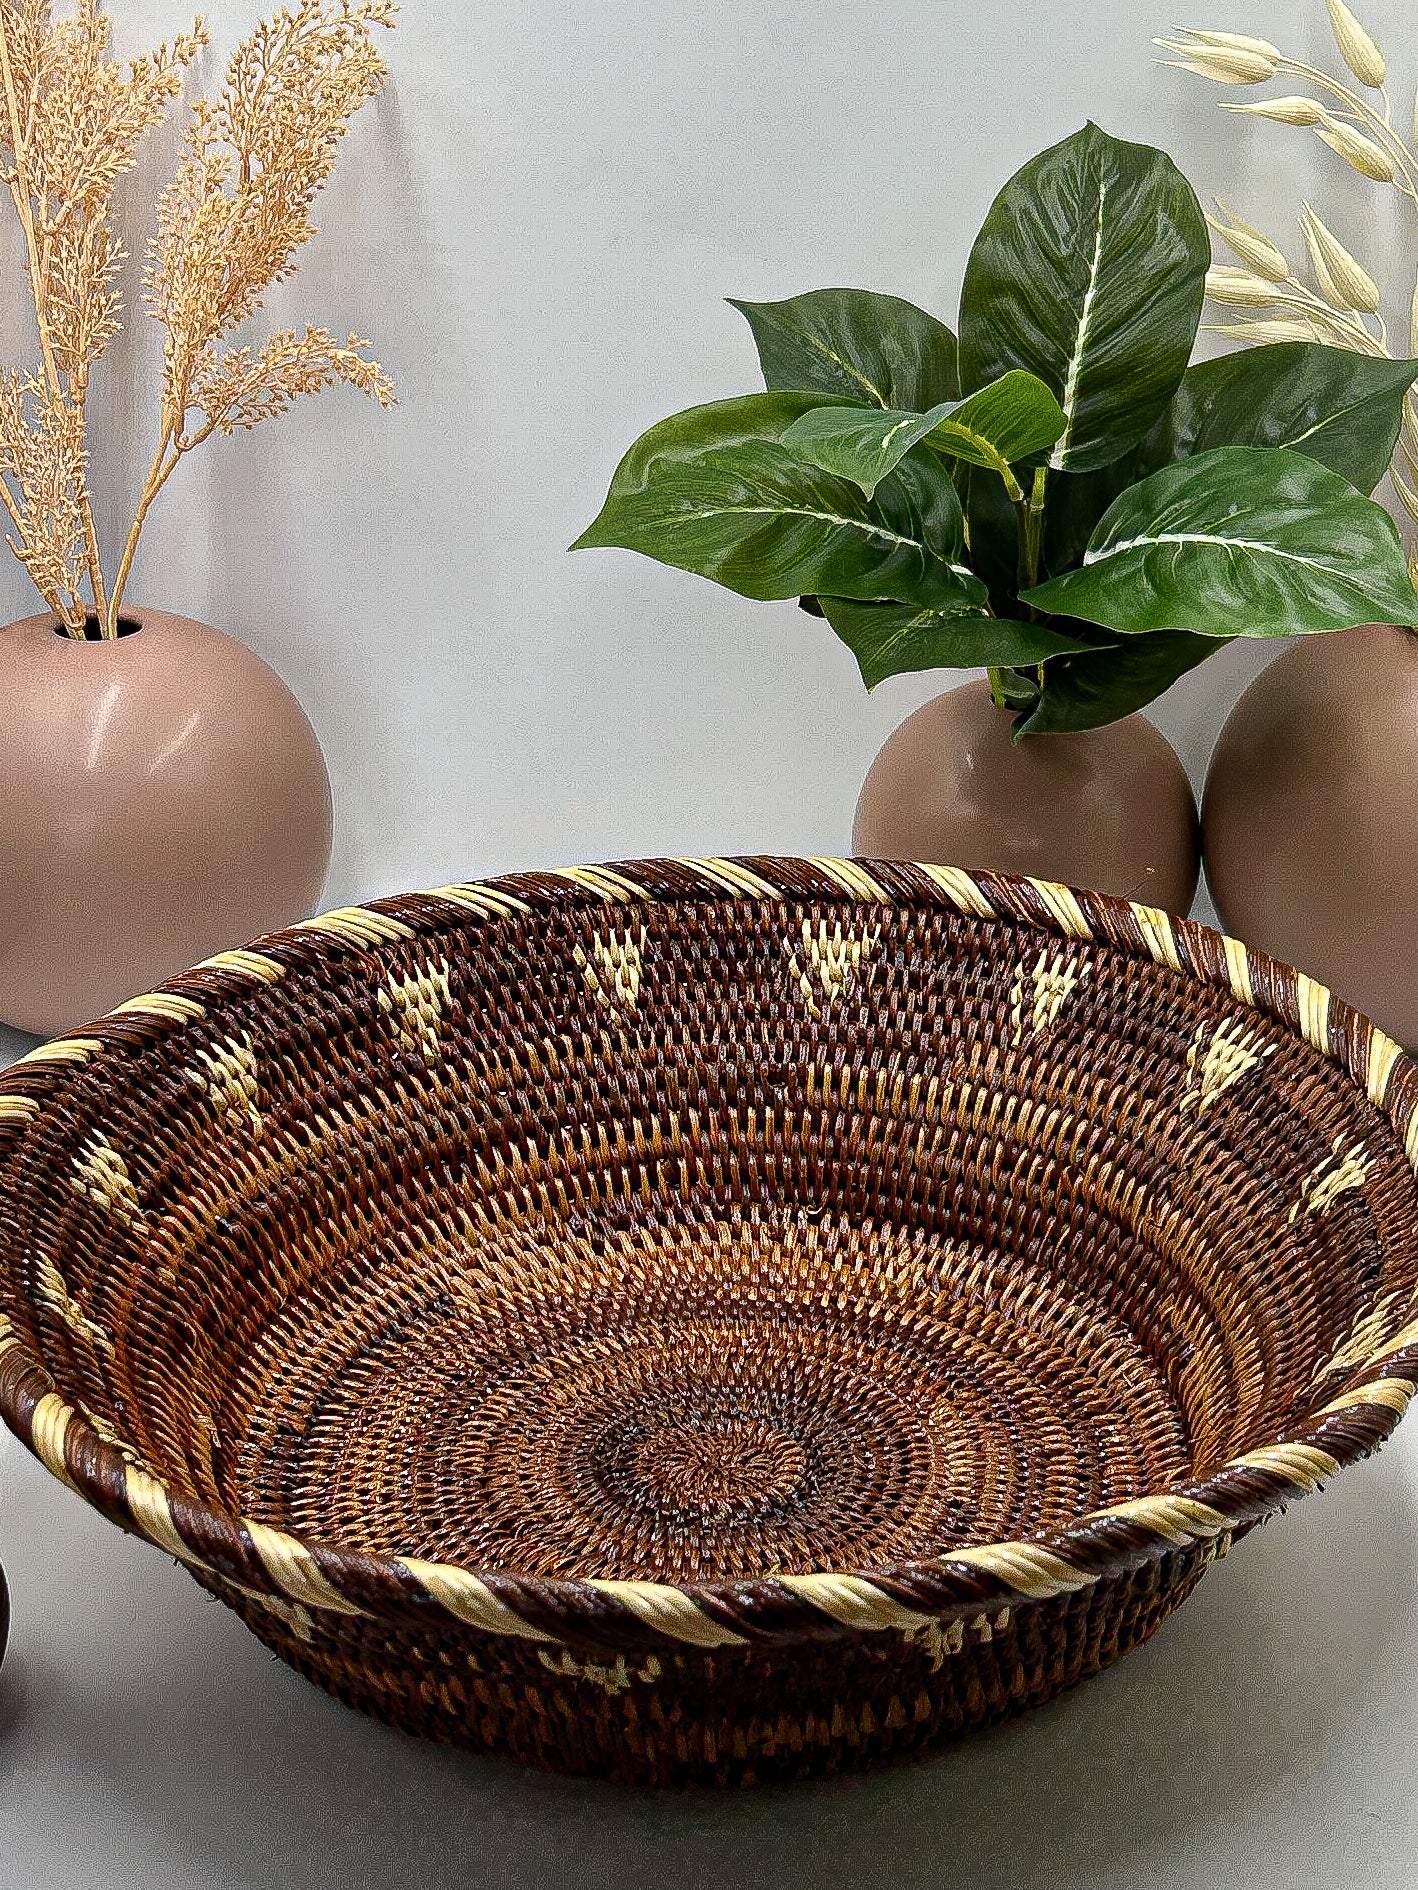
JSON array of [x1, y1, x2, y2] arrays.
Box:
[[4, 892, 1417, 1585]]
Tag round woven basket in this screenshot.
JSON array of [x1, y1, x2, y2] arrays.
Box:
[[2, 856, 1417, 1788]]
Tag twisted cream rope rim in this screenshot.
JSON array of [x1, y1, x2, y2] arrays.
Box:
[[1, 856, 1415, 1648]]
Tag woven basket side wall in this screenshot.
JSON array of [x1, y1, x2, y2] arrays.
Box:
[[0, 858, 1416, 1674]]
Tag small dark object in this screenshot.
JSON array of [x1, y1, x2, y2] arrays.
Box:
[[0, 857, 1416, 1787]]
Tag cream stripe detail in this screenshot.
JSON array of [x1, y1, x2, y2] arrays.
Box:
[[1377, 1312, 1418, 1361], [108, 992, 207, 1026], [552, 864, 642, 902], [296, 907, 415, 947], [30, 1393, 77, 1491], [806, 858, 891, 902], [588, 1579, 749, 1646], [1295, 974, 1331, 1052], [1130, 903, 1183, 973], [684, 857, 779, 899], [125, 1463, 201, 1563], [775, 1574, 935, 1631], [428, 883, 533, 919], [915, 863, 995, 917], [1319, 1378, 1415, 1418], [1222, 934, 1254, 1006], [246, 1520, 368, 1616], [1088, 1492, 1230, 1547], [1029, 880, 1093, 939], [1367, 1030, 1403, 1109], [0, 1095, 39, 1125], [196, 947, 286, 985], [948, 1542, 1093, 1598], [1233, 1441, 1340, 1491], [14, 1037, 101, 1068], [398, 1559, 557, 1640]]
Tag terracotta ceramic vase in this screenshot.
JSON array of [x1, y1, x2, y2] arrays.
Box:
[[854, 679, 1200, 913], [0, 607, 333, 1036], [1203, 624, 1418, 1047]]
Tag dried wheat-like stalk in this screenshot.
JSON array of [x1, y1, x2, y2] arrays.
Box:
[[127, 0, 396, 631], [0, 2, 394, 638], [0, 2, 203, 629], [1162, 7, 1418, 574]]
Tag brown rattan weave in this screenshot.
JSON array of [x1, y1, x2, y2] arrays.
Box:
[[2, 856, 1417, 1787]]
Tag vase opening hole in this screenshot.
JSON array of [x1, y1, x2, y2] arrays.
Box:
[[55, 613, 143, 641]]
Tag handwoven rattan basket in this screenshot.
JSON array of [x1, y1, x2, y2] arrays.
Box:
[[3, 856, 1418, 1787]]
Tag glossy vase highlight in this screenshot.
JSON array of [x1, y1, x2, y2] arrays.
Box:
[[0, 607, 333, 1036], [1203, 624, 1418, 1047], [854, 679, 1201, 913]]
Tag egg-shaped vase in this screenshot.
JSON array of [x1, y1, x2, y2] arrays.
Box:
[[0, 607, 333, 1036], [853, 679, 1200, 915], [1203, 624, 1418, 1048]]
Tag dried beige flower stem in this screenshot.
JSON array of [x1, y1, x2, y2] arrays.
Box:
[[113, 0, 396, 633], [0, 2, 204, 631], [1277, 58, 1418, 201], [1171, 8, 1418, 553], [0, 3, 392, 638], [0, 10, 90, 623]]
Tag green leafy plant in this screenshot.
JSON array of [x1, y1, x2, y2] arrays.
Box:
[[575, 122, 1418, 735]]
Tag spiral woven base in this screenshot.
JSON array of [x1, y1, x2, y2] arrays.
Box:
[[2, 857, 1417, 1788]]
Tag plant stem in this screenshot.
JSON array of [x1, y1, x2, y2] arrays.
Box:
[[0, 29, 61, 416], [0, 12, 107, 629], [108, 422, 179, 634], [1015, 464, 1048, 605], [1281, 59, 1418, 206]]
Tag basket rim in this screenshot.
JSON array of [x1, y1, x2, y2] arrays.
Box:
[[2, 853, 1417, 1652]]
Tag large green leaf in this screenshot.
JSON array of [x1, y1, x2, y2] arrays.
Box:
[[1039, 344, 1418, 576], [1042, 450, 1159, 576], [958, 123, 1208, 472], [1153, 344, 1418, 495], [603, 390, 861, 498], [1024, 445, 1418, 635], [575, 437, 978, 607], [817, 596, 1097, 688], [1013, 628, 1221, 734], [937, 370, 1067, 470], [779, 401, 957, 497], [729, 289, 960, 410], [779, 370, 1066, 496]]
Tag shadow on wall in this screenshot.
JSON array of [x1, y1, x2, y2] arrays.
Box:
[[80, 68, 472, 910], [182, 81, 447, 908], [7, 1436, 1413, 1890]]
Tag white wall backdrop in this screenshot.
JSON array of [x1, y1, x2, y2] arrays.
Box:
[[9, 0, 1410, 906]]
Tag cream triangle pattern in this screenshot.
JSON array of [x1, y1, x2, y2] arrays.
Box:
[[35, 1255, 112, 1356], [1009, 950, 1088, 1046], [786, 918, 879, 1019], [380, 958, 454, 1065], [71, 1135, 144, 1227], [195, 1032, 262, 1134], [1180, 1017, 1276, 1114], [574, 927, 647, 1015], [1290, 1135, 1372, 1224]]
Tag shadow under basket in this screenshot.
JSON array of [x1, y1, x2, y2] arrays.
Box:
[[2, 857, 1417, 1788]]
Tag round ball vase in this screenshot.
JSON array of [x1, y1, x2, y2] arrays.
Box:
[[853, 679, 1200, 913], [0, 607, 333, 1037], [1203, 624, 1418, 1048]]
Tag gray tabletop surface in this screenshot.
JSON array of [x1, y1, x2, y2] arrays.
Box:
[[4, 1016, 1418, 1890]]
